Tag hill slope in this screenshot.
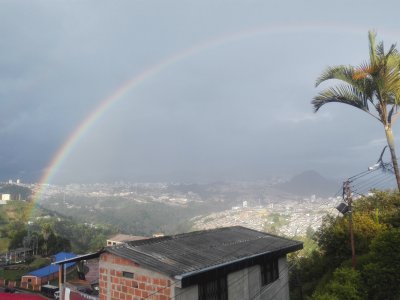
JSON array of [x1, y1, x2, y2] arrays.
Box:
[[275, 170, 339, 197]]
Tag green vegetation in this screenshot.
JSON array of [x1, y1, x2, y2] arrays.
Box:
[[0, 200, 116, 254], [42, 193, 226, 236], [313, 31, 400, 190], [1, 257, 50, 281], [290, 191, 400, 299]]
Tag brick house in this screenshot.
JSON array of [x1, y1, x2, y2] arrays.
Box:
[[21, 252, 76, 291], [56, 226, 302, 300]]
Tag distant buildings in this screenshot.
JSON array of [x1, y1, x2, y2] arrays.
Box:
[[1, 194, 10, 201], [0, 193, 11, 204], [8, 179, 21, 184]]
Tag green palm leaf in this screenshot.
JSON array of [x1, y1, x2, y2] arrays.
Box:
[[312, 84, 367, 112], [312, 30, 400, 190]]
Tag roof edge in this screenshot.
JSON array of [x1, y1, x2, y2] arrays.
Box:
[[175, 242, 302, 281], [54, 249, 104, 265]]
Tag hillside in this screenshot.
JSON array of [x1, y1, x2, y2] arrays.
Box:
[[0, 200, 115, 254], [275, 170, 340, 197], [0, 184, 32, 200]]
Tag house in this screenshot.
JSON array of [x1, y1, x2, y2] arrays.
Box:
[[5, 247, 33, 263], [56, 226, 302, 300], [0, 193, 11, 204], [106, 234, 147, 246], [20, 252, 76, 291], [1, 194, 11, 201]]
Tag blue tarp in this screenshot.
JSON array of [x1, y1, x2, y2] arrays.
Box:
[[26, 252, 76, 278]]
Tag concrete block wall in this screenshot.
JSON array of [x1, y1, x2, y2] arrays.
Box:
[[99, 252, 174, 300], [259, 257, 289, 300]]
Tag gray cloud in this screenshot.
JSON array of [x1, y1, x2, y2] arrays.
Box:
[[1, 0, 400, 183]]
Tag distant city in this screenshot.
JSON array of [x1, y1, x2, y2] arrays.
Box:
[[3, 170, 344, 237]]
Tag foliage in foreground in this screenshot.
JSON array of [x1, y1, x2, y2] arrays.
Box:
[[290, 191, 400, 300]]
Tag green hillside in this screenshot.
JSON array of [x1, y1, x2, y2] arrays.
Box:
[[0, 200, 115, 254], [290, 191, 400, 299]]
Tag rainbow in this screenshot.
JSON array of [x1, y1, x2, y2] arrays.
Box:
[[32, 22, 396, 202]]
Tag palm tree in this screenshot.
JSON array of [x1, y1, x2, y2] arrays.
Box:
[[312, 31, 400, 191], [41, 223, 51, 256]]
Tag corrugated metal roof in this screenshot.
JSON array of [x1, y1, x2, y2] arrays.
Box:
[[24, 252, 77, 278], [106, 226, 302, 278], [107, 234, 147, 243]]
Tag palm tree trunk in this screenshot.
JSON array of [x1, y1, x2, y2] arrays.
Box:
[[385, 127, 400, 191]]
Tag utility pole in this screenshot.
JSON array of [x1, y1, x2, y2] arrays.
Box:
[[343, 180, 356, 269]]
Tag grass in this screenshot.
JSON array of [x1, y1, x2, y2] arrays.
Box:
[[28, 257, 50, 269], [0, 257, 51, 282], [0, 268, 27, 281]]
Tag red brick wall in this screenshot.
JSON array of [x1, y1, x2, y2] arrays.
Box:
[[21, 276, 41, 288], [99, 253, 173, 300]]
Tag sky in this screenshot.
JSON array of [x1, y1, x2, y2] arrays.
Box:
[[1, 0, 400, 184]]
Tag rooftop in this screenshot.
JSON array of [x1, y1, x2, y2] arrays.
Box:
[[24, 252, 76, 278], [107, 234, 147, 243], [108, 226, 302, 286]]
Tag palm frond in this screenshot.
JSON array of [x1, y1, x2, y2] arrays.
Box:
[[316, 65, 355, 86], [353, 62, 375, 79], [375, 51, 400, 105], [312, 84, 368, 112], [376, 41, 385, 58], [369, 31, 378, 66], [313, 31, 400, 122]]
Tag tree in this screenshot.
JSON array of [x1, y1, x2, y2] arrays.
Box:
[[361, 228, 400, 299], [41, 223, 52, 256], [355, 190, 400, 227], [8, 228, 28, 250], [314, 213, 385, 266], [312, 267, 365, 300], [312, 31, 400, 190]]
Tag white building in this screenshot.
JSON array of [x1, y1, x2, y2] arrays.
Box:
[[1, 194, 11, 201]]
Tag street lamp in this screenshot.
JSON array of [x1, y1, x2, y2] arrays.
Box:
[[336, 202, 349, 214]]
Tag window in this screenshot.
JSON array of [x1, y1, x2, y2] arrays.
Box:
[[198, 274, 227, 300], [123, 271, 134, 279], [261, 259, 279, 286]]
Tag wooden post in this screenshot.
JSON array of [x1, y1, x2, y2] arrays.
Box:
[[58, 264, 64, 300], [344, 181, 356, 269]]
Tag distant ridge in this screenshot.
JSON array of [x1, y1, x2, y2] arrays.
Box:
[[275, 170, 340, 197]]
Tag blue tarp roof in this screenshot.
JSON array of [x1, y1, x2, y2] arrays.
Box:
[[25, 252, 77, 278]]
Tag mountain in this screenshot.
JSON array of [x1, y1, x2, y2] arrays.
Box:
[[274, 170, 340, 197]]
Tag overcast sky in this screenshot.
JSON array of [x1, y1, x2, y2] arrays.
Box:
[[1, 0, 400, 184]]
